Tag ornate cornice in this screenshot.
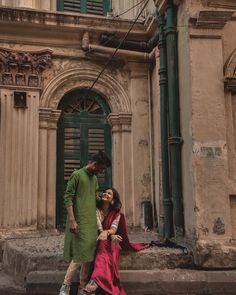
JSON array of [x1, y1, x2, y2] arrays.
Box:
[[0, 48, 52, 88], [107, 113, 132, 133], [0, 7, 151, 41], [190, 10, 234, 29], [202, 0, 236, 9], [39, 108, 61, 129]]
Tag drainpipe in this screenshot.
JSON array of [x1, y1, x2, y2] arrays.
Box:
[[82, 31, 156, 62], [100, 28, 159, 52], [165, 0, 184, 239], [158, 13, 173, 238]]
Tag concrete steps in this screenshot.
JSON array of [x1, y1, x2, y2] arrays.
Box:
[[2, 234, 194, 285], [1, 233, 236, 295], [26, 269, 236, 295], [0, 267, 25, 295]]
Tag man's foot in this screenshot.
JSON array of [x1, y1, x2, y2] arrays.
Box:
[[59, 284, 70, 295]]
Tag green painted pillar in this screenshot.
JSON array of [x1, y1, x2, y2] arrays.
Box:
[[165, 0, 184, 239], [158, 14, 174, 238]]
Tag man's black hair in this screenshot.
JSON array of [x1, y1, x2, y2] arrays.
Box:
[[92, 150, 111, 167]]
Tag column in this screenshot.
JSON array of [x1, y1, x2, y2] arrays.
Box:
[[38, 108, 51, 229], [108, 113, 133, 225], [46, 109, 61, 228], [129, 62, 152, 226], [0, 89, 39, 228]]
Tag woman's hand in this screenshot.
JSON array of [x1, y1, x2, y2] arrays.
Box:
[[69, 219, 79, 234], [111, 235, 123, 244], [97, 230, 108, 240]]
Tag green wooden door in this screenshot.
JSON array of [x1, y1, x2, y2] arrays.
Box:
[[56, 89, 112, 228]]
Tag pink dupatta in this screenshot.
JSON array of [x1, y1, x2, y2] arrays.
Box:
[[91, 211, 150, 295]]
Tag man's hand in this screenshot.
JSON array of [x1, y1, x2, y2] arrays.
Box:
[[69, 219, 79, 234], [111, 235, 123, 244]]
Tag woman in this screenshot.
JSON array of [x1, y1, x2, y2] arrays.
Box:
[[81, 188, 149, 295]]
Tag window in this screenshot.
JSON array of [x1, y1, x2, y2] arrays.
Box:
[[57, 0, 111, 16]]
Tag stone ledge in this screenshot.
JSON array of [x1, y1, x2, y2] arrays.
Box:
[[194, 240, 236, 269], [25, 269, 236, 295], [0, 268, 25, 295], [2, 235, 194, 285]]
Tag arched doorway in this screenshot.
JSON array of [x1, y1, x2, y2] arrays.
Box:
[[56, 89, 112, 228]]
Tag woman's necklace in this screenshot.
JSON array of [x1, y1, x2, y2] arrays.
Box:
[[101, 208, 109, 217]]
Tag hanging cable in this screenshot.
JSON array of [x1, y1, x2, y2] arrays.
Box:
[[88, 0, 150, 92], [98, 0, 147, 49], [114, 0, 146, 18]]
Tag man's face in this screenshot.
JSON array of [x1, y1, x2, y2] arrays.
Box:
[[91, 162, 106, 175]]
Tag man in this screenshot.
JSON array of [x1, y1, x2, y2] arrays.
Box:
[[59, 150, 111, 295]]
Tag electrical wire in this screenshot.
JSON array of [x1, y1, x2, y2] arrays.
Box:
[[96, 0, 148, 50], [114, 0, 146, 19], [88, 0, 150, 92]]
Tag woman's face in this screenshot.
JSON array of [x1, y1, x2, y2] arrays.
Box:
[[102, 189, 114, 203]]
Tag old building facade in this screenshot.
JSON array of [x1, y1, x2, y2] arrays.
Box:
[[0, 0, 236, 268]]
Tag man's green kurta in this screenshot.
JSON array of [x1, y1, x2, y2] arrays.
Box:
[[63, 167, 99, 263]]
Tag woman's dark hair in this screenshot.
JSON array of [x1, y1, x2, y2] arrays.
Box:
[[97, 187, 122, 212]]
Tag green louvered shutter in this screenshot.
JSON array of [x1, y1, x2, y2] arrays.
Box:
[[57, 0, 110, 16], [56, 90, 112, 229]]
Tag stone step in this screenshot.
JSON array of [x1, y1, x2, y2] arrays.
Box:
[[2, 234, 194, 285], [0, 269, 25, 295], [25, 269, 236, 295]]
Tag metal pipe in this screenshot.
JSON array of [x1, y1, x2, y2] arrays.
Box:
[[100, 29, 159, 53], [165, 0, 184, 239], [82, 31, 156, 62], [158, 13, 173, 238]]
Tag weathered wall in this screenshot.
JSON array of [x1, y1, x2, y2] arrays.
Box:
[[150, 51, 161, 231], [173, 0, 236, 267], [0, 7, 154, 230], [177, 0, 196, 242]]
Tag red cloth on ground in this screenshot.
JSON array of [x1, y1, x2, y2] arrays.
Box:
[[91, 211, 150, 295]]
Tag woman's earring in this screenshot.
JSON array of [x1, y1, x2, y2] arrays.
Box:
[[111, 200, 114, 205]]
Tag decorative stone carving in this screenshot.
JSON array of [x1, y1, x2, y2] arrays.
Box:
[[40, 67, 131, 113], [39, 108, 61, 130], [107, 113, 132, 133], [213, 217, 225, 235], [202, 0, 236, 9], [0, 48, 52, 87]]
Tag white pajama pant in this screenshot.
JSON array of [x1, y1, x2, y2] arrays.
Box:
[[63, 260, 92, 288]]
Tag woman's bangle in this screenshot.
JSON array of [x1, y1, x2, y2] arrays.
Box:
[[107, 232, 112, 241]]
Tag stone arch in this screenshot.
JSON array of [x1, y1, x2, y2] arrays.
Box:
[[224, 48, 236, 78], [224, 49, 236, 92], [40, 67, 131, 113]]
